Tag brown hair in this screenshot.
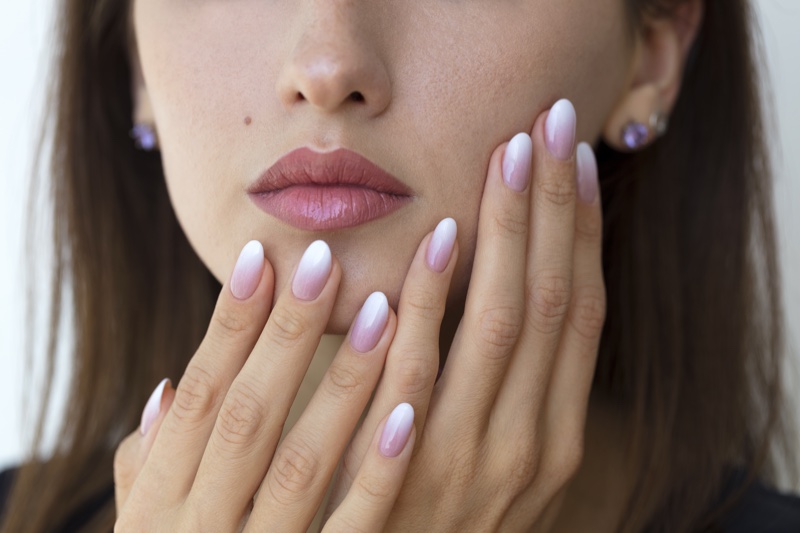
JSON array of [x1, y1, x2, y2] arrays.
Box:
[[1, 0, 795, 531]]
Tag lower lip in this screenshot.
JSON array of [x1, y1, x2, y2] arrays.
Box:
[[248, 185, 413, 231]]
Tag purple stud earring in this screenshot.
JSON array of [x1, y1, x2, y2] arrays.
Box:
[[130, 123, 157, 151], [620, 111, 668, 151]]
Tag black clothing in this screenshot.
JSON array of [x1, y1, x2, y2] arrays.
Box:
[[1, 464, 799, 531]]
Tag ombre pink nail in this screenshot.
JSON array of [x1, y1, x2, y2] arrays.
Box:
[[292, 240, 332, 301], [230, 240, 264, 300], [426, 218, 457, 273], [576, 143, 599, 204], [545, 99, 577, 161], [140, 378, 170, 436], [379, 403, 415, 458], [350, 292, 389, 353], [502, 133, 533, 192]]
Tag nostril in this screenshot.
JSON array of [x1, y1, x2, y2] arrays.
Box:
[[349, 91, 365, 102]]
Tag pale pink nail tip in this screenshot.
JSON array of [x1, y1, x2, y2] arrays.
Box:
[[140, 378, 170, 436], [379, 403, 415, 458], [502, 133, 532, 192], [576, 143, 599, 204], [350, 292, 389, 353], [545, 99, 577, 161], [230, 240, 264, 300], [426, 218, 457, 273], [292, 240, 332, 301]]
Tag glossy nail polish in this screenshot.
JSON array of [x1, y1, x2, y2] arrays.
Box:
[[545, 99, 577, 161], [426, 218, 457, 273], [350, 292, 390, 353], [230, 240, 264, 300], [379, 403, 415, 458], [576, 142, 599, 204], [140, 378, 170, 436], [292, 240, 332, 301], [502, 133, 533, 192]]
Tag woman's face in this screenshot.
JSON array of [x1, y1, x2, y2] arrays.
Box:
[[131, 0, 634, 334]]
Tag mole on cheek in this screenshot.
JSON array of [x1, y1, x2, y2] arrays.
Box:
[[244, 116, 252, 125]]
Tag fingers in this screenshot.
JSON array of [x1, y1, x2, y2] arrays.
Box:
[[249, 292, 397, 530], [544, 143, 605, 445], [325, 219, 458, 510], [493, 99, 579, 423], [143, 240, 274, 500], [321, 404, 416, 533], [435, 131, 532, 428], [185, 241, 341, 530], [114, 378, 175, 512]]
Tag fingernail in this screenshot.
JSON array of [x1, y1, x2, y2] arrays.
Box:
[[545, 99, 577, 161], [292, 240, 332, 301], [576, 142, 599, 204], [230, 240, 265, 300], [379, 403, 415, 458], [141, 378, 170, 436], [350, 292, 390, 353], [502, 133, 533, 192], [426, 218, 457, 273]]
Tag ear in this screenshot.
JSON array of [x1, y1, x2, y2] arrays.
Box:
[[602, 0, 704, 151], [130, 45, 155, 126]]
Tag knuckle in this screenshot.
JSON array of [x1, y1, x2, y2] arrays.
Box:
[[212, 306, 249, 339], [215, 382, 265, 447], [172, 365, 219, 426], [269, 306, 309, 347], [394, 354, 435, 396], [403, 288, 444, 322], [536, 173, 576, 207], [569, 286, 607, 341], [491, 211, 528, 238], [268, 436, 321, 504], [501, 440, 540, 493], [354, 471, 394, 505], [548, 435, 584, 489], [475, 304, 524, 355], [574, 209, 602, 243], [326, 363, 367, 404], [327, 515, 371, 533], [527, 271, 572, 335]]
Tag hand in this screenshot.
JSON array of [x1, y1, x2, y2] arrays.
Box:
[[113, 238, 425, 531], [323, 99, 606, 532]]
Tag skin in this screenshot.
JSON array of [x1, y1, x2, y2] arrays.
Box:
[[117, 0, 704, 530]]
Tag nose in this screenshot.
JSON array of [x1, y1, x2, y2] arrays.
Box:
[[275, 3, 392, 118]]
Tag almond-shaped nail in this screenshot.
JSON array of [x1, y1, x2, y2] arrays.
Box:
[[230, 240, 265, 300], [141, 378, 170, 436], [576, 142, 599, 204], [545, 99, 577, 161], [426, 218, 457, 273], [502, 133, 533, 192], [379, 403, 415, 458], [350, 292, 390, 353], [292, 240, 332, 301]]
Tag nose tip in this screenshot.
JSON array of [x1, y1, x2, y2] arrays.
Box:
[[275, 29, 391, 117]]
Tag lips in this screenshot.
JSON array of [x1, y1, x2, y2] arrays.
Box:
[[247, 147, 415, 231]]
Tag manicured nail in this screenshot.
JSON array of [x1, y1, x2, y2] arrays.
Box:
[[576, 142, 598, 204], [140, 378, 170, 436], [379, 403, 415, 458], [426, 218, 457, 273], [350, 292, 390, 353], [230, 240, 265, 300], [292, 240, 332, 301], [545, 99, 577, 161], [502, 133, 533, 192]]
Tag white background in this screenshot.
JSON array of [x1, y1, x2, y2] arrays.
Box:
[[1, 1, 799, 490]]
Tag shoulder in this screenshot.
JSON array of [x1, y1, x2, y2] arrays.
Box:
[[717, 469, 800, 533], [0, 465, 18, 523]]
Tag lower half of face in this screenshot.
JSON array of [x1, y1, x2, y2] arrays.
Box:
[[134, 0, 631, 334]]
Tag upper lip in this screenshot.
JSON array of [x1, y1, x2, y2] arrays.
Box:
[[247, 147, 415, 197]]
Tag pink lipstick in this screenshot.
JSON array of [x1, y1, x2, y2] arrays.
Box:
[[247, 147, 415, 231]]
